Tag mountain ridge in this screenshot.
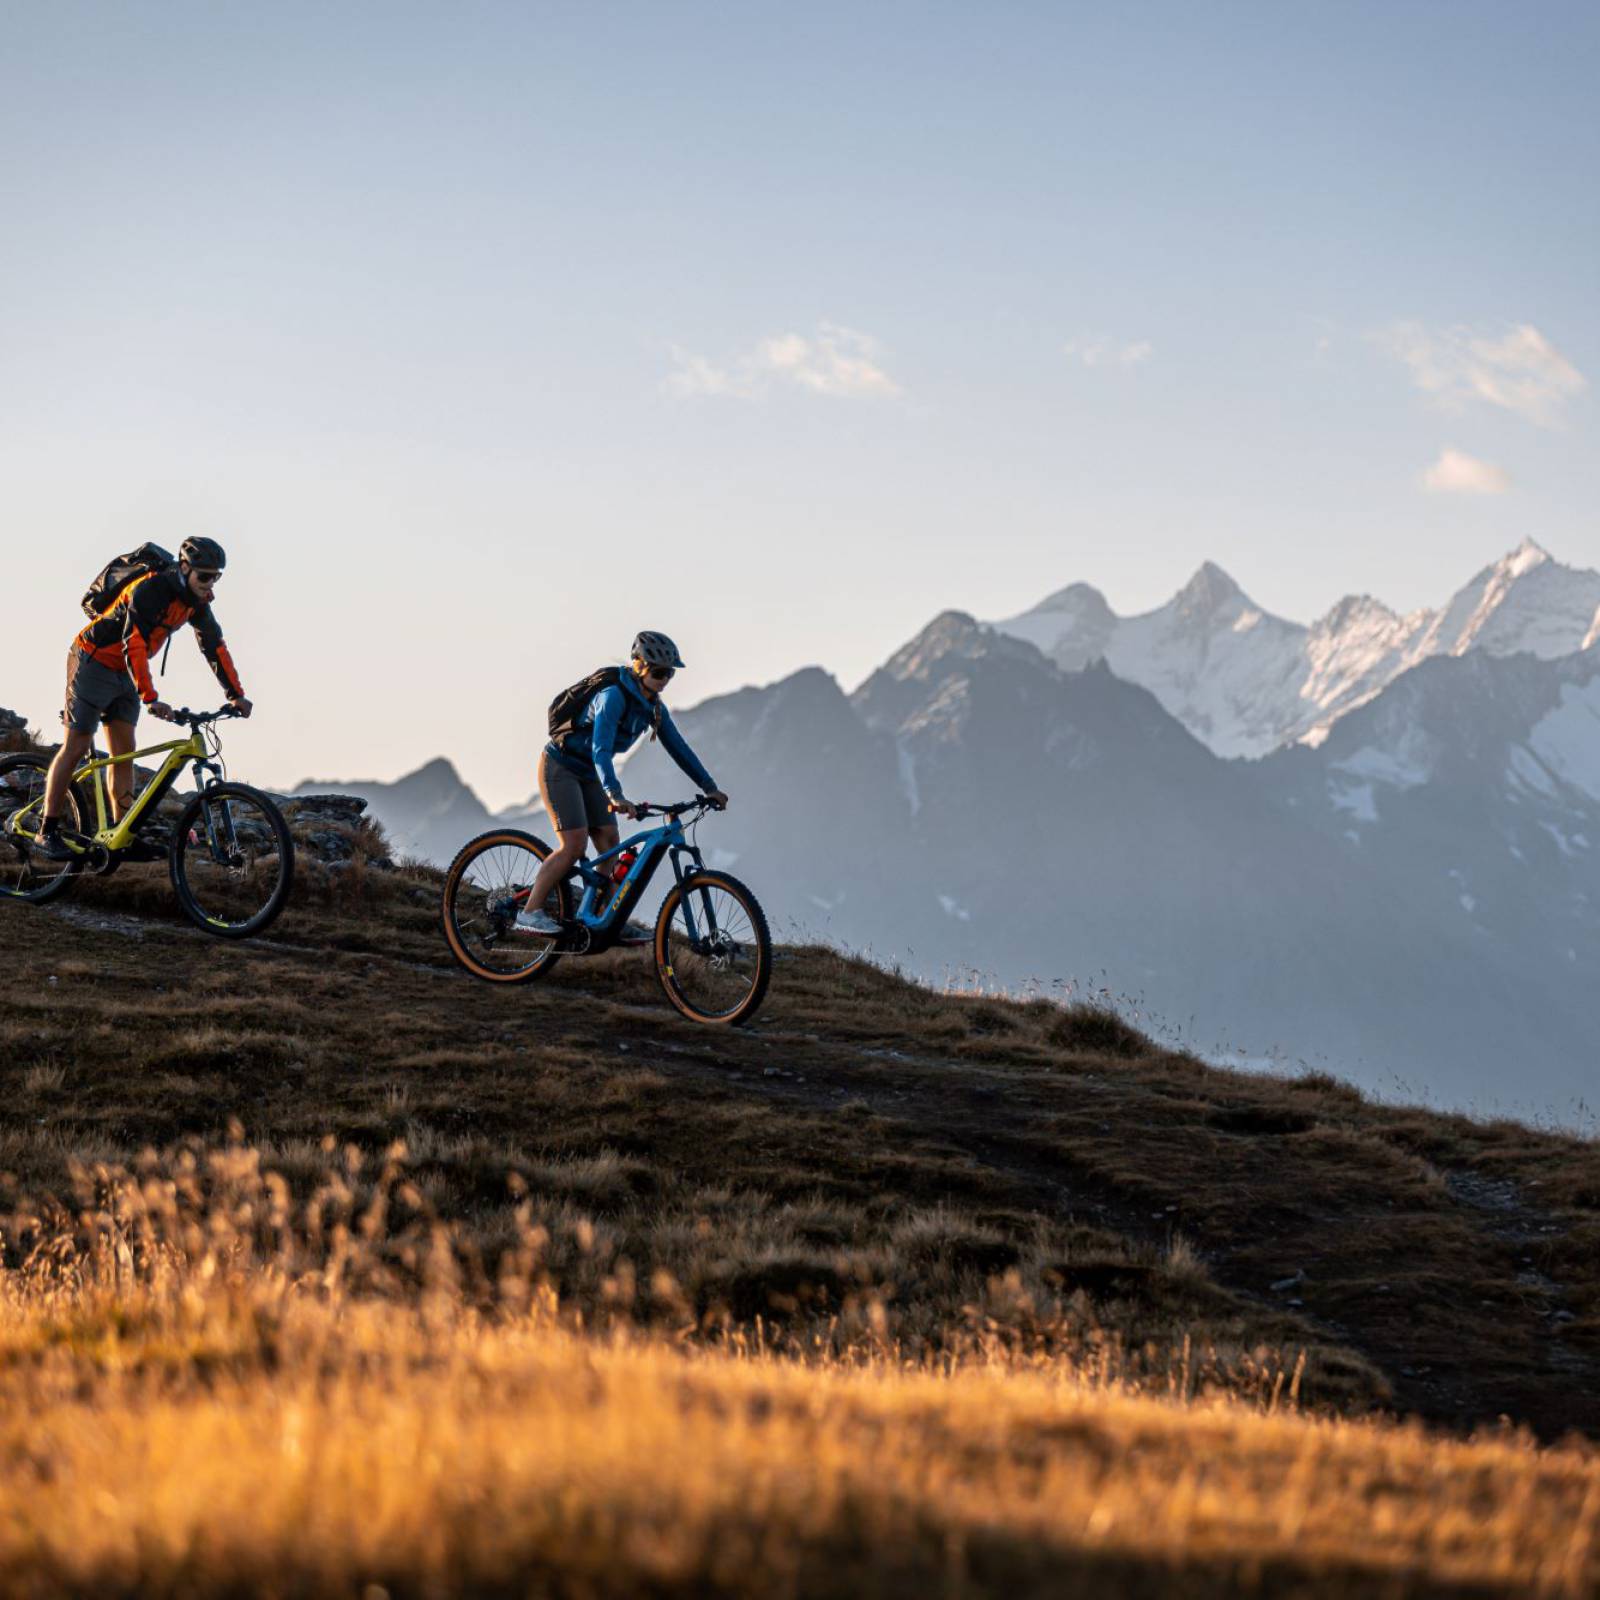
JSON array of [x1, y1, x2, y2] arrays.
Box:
[[994, 539, 1600, 757]]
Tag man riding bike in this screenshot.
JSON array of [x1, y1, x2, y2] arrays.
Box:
[[516, 631, 728, 936], [37, 536, 253, 861]]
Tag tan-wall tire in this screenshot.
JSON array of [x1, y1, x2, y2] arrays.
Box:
[[441, 829, 569, 984], [653, 869, 772, 1025]]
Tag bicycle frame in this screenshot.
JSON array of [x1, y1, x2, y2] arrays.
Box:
[[8, 728, 218, 858], [71, 731, 210, 851], [555, 810, 723, 950]]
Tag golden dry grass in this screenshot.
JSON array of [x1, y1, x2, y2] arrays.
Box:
[[2, 1150, 1597, 1599]]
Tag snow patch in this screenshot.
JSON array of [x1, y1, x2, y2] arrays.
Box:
[[1527, 679, 1600, 802], [1328, 779, 1377, 823], [1539, 822, 1578, 858], [1506, 744, 1557, 800], [1332, 741, 1431, 790], [896, 740, 921, 818]]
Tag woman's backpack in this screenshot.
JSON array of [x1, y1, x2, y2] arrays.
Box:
[[81, 543, 177, 620], [547, 666, 623, 747]]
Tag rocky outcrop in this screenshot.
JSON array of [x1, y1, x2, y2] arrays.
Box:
[[0, 707, 29, 752], [276, 793, 395, 871]]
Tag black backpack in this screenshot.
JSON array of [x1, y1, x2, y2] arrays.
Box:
[[547, 666, 623, 747], [81, 543, 176, 620]]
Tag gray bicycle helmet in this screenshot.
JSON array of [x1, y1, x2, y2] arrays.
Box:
[[631, 630, 686, 670], [180, 536, 227, 571]]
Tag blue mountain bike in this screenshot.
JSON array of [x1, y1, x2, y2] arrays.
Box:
[[440, 796, 771, 1025]]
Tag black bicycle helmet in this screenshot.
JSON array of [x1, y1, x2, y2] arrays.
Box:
[[631, 630, 686, 669], [180, 536, 227, 571]]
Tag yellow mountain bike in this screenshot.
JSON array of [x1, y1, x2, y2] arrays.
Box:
[[0, 706, 294, 938]]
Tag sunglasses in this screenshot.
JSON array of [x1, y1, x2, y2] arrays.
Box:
[[644, 665, 674, 682], [194, 569, 223, 584]]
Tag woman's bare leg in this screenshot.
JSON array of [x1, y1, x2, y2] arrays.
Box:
[[524, 826, 589, 916]]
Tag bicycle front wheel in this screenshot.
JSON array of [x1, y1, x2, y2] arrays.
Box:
[[442, 829, 571, 983], [653, 869, 772, 1025], [170, 783, 295, 938], [0, 753, 86, 905]]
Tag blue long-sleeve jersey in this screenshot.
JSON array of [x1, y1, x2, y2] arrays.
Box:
[[545, 668, 717, 800]]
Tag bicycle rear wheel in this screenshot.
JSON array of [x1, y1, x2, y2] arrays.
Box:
[[442, 829, 571, 983], [0, 754, 85, 905], [170, 783, 295, 938], [653, 869, 772, 1025]]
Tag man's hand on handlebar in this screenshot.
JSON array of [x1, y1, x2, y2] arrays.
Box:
[[229, 696, 254, 719], [149, 701, 176, 723]]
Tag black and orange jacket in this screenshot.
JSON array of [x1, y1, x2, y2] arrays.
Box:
[[75, 568, 244, 706]]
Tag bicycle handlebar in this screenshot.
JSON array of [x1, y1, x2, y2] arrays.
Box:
[[635, 794, 725, 819], [167, 706, 241, 727]]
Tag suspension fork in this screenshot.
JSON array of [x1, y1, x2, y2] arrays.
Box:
[[194, 764, 239, 864], [669, 844, 720, 946]]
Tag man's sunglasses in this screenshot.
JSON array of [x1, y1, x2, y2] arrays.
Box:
[[193, 569, 223, 584]]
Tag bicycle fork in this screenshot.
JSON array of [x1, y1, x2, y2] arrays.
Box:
[[194, 790, 243, 868]]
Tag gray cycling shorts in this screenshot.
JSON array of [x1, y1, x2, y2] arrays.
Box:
[[65, 648, 141, 733], [538, 749, 615, 834]]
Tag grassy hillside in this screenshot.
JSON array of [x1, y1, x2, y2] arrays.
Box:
[[3, 832, 1599, 1595]]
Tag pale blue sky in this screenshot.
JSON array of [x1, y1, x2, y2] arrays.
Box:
[[3, 2, 1595, 803]]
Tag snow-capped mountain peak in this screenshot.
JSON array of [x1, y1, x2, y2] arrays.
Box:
[[991, 542, 1600, 760], [1171, 560, 1246, 619], [1583, 604, 1600, 653]]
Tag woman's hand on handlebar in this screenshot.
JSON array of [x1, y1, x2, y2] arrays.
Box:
[[703, 790, 729, 810], [610, 796, 645, 821]]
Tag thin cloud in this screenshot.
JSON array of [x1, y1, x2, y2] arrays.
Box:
[[1422, 447, 1511, 495], [1064, 334, 1152, 369], [1376, 321, 1587, 428], [663, 347, 757, 399], [665, 322, 899, 400]]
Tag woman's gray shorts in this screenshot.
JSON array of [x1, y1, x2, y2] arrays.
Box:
[[65, 648, 142, 733], [538, 749, 614, 834]]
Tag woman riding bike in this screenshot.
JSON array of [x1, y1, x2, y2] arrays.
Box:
[[517, 631, 728, 936]]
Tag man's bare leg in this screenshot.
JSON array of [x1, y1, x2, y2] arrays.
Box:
[[42, 728, 94, 823], [103, 719, 137, 822]]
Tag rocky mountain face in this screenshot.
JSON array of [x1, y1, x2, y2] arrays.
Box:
[[992, 540, 1600, 758]]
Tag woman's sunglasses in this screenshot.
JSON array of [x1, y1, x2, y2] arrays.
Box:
[[645, 665, 674, 683]]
